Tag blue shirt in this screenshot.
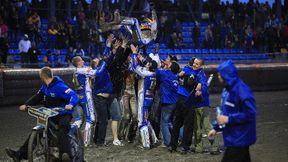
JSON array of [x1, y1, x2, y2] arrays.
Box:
[[93, 61, 113, 94]]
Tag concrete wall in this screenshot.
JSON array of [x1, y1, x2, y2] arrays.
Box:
[[0, 65, 288, 106]]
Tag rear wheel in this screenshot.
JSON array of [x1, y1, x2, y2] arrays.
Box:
[[28, 130, 46, 162]]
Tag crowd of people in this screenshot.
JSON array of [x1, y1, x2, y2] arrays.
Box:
[[0, 2, 261, 162], [5, 33, 257, 162], [200, 0, 288, 53], [1, 0, 287, 67]]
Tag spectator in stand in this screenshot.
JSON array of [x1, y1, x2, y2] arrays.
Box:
[[8, 7, 20, 43], [18, 34, 31, 67], [29, 11, 41, 44], [0, 17, 8, 38], [48, 24, 58, 49], [66, 22, 76, 48], [78, 21, 90, 55], [244, 25, 254, 53], [56, 22, 67, 50], [204, 25, 214, 49], [73, 43, 91, 61], [27, 41, 39, 68], [158, 11, 169, 43], [169, 32, 183, 49]]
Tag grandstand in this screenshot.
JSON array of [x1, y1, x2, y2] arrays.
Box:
[[0, 0, 287, 68]]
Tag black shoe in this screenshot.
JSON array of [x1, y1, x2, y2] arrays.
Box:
[[168, 146, 176, 153], [178, 147, 190, 154], [5, 148, 20, 162]]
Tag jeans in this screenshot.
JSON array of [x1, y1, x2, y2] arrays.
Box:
[[160, 103, 176, 146]]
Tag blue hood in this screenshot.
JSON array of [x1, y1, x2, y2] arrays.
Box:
[[217, 60, 239, 88]]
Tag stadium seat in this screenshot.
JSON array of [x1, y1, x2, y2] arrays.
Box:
[[223, 48, 230, 54], [195, 49, 201, 54], [201, 49, 209, 54], [216, 49, 223, 54], [167, 49, 174, 54], [174, 49, 181, 54]]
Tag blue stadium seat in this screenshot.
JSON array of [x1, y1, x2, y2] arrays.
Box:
[[195, 49, 201, 54], [188, 22, 194, 26], [14, 55, 21, 61], [159, 49, 167, 54], [231, 48, 237, 53], [60, 49, 68, 55], [216, 49, 223, 54], [223, 48, 230, 54], [167, 49, 174, 54], [174, 49, 181, 54], [160, 43, 167, 48], [182, 22, 188, 27], [201, 49, 209, 54], [38, 55, 45, 61], [159, 55, 167, 60], [237, 49, 244, 54], [209, 49, 215, 54]]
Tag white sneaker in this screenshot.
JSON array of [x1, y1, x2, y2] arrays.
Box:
[[113, 140, 124, 146]]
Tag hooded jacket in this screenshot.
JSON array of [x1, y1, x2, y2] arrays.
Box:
[[214, 60, 256, 147]]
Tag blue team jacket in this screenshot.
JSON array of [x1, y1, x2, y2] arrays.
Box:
[[214, 60, 256, 147], [184, 68, 210, 108], [177, 65, 195, 98], [93, 61, 113, 94], [40, 76, 78, 115], [156, 69, 178, 104]]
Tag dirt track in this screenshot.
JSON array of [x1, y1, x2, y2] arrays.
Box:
[[0, 91, 288, 162]]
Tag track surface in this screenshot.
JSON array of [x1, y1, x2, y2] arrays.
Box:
[[0, 91, 288, 162]]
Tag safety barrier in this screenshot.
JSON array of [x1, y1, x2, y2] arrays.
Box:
[[1, 63, 288, 106]]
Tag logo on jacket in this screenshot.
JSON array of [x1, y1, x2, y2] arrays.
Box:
[[50, 93, 55, 97], [225, 101, 235, 107], [65, 88, 72, 94]]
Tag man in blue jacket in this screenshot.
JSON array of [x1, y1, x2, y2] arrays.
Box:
[[208, 60, 256, 162], [91, 57, 114, 146], [5, 67, 79, 161], [156, 61, 179, 147]]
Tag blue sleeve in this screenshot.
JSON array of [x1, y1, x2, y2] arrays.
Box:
[[197, 70, 208, 93], [228, 98, 256, 125], [103, 46, 111, 57], [182, 66, 189, 74], [131, 53, 138, 70], [58, 85, 79, 107], [95, 61, 107, 76]]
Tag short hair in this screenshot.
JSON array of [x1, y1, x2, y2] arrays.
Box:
[[72, 56, 82, 67], [170, 61, 180, 74], [149, 60, 158, 72], [40, 67, 53, 78], [195, 58, 204, 65], [189, 57, 196, 66]]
